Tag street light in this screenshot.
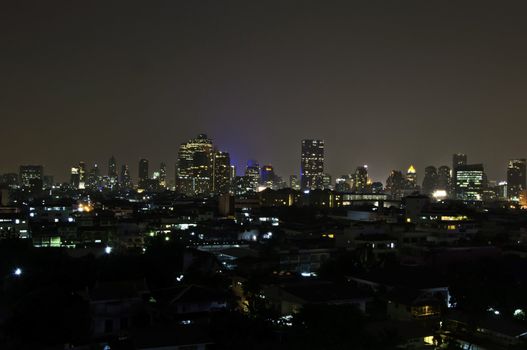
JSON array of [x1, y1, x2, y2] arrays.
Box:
[[13, 268, 22, 276]]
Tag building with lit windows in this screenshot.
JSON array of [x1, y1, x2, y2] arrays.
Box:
[[422, 166, 438, 196], [300, 139, 324, 190], [290, 175, 300, 190], [406, 165, 417, 189], [455, 164, 484, 201], [176, 134, 214, 196], [506, 159, 526, 201], [437, 165, 452, 197], [108, 156, 118, 189], [120, 165, 132, 189], [138, 159, 149, 189], [213, 151, 232, 194], [353, 166, 368, 193], [19, 165, 43, 190]]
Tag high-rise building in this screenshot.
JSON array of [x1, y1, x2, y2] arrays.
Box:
[[453, 153, 467, 169], [176, 134, 214, 196], [507, 159, 526, 201], [159, 162, 167, 188], [437, 165, 452, 196], [213, 151, 231, 194], [301, 139, 324, 190], [0, 173, 18, 189], [120, 165, 132, 189], [335, 175, 352, 192], [455, 164, 484, 201], [353, 166, 368, 193], [87, 163, 100, 189], [386, 170, 406, 199], [322, 173, 332, 190], [108, 156, 118, 188], [422, 166, 438, 196], [78, 161, 86, 189], [452, 153, 467, 194], [406, 165, 417, 188], [19, 165, 43, 188], [261, 165, 275, 186], [138, 158, 149, 189], [290, 175, 300, 190], [245, 160, 260, 192], [70, 166, 80, 189]]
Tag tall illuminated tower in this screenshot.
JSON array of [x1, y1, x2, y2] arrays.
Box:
[[300, 139, 324, 190], [507, 159, 526, 201]]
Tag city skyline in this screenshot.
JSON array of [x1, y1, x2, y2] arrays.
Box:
[[4, 137, 526, 187], [2, 2, 527, 183]]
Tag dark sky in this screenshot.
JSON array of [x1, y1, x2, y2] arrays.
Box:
[[2, 1, 527, 183]]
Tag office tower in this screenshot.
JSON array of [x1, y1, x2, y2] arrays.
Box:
[[0, 173, 18, 189], [230, 165, 236, 180], [422, 166, 438, 196], [176, 134, 214, 196], [507, 159, 526, 201], [453, 153, 467, 169], [290, 175, 300, 190], [87, 163, 100, 189], [371, 182, 384, 193], [452, 153, 467, 192], [455, 164, 484, 200], [322, 173, 332, 190], [261, 165, 275, 186], [300, 139, 324, 190], [120, 165, 132, 189], [386, 170, 406, 199], [138, 158, 149, 189], [245, 160, 260, 192], [406, 165, 417, 188], [19, 165, 43, 188], [213, 151, 231, 194], [77, 161, 86, 189], [437, 165, 451, 196], [335, 175, 352, 192], [108, 156, 118, 188], [70, 167, 80, 189], [353, 166, 368, 193], [159, 162, 167, 188]]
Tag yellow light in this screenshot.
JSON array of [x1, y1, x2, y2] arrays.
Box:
[[406, 218, 412, 223], [327, 234, 334, 239]]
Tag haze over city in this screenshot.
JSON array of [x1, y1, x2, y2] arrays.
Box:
[[2, 1, 527, 182]]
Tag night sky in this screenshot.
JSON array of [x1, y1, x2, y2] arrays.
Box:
[[2, 1, 527, 183]]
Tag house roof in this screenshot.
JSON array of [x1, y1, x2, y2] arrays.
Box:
[[89, 279, 149, 302], [279, 281, 370, 304]]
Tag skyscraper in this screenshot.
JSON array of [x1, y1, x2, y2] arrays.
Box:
[[437, 165, 452, 196], [120, 165, 132, 189], [406, 165, 417, 188], [290, 175, 300, 190], [138, 158, 149, 189], [245, 160, 260, 192], [453, 153, 467, 169], [422, 166, 438, 196], [353, 166, 368, 193], [159, 162, 167, 188], [455, 164, 484, 201], [19, 165, 43, 190], [507, 159, 526, 201], [261, 165, 276, 186], [213, 151, 231, 194], [386, 170, 406, 199], [176, 134, 214, 196], [108, 156, 118, 188], [300, 139, 324, 190], [78, 161, 86, 189]]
